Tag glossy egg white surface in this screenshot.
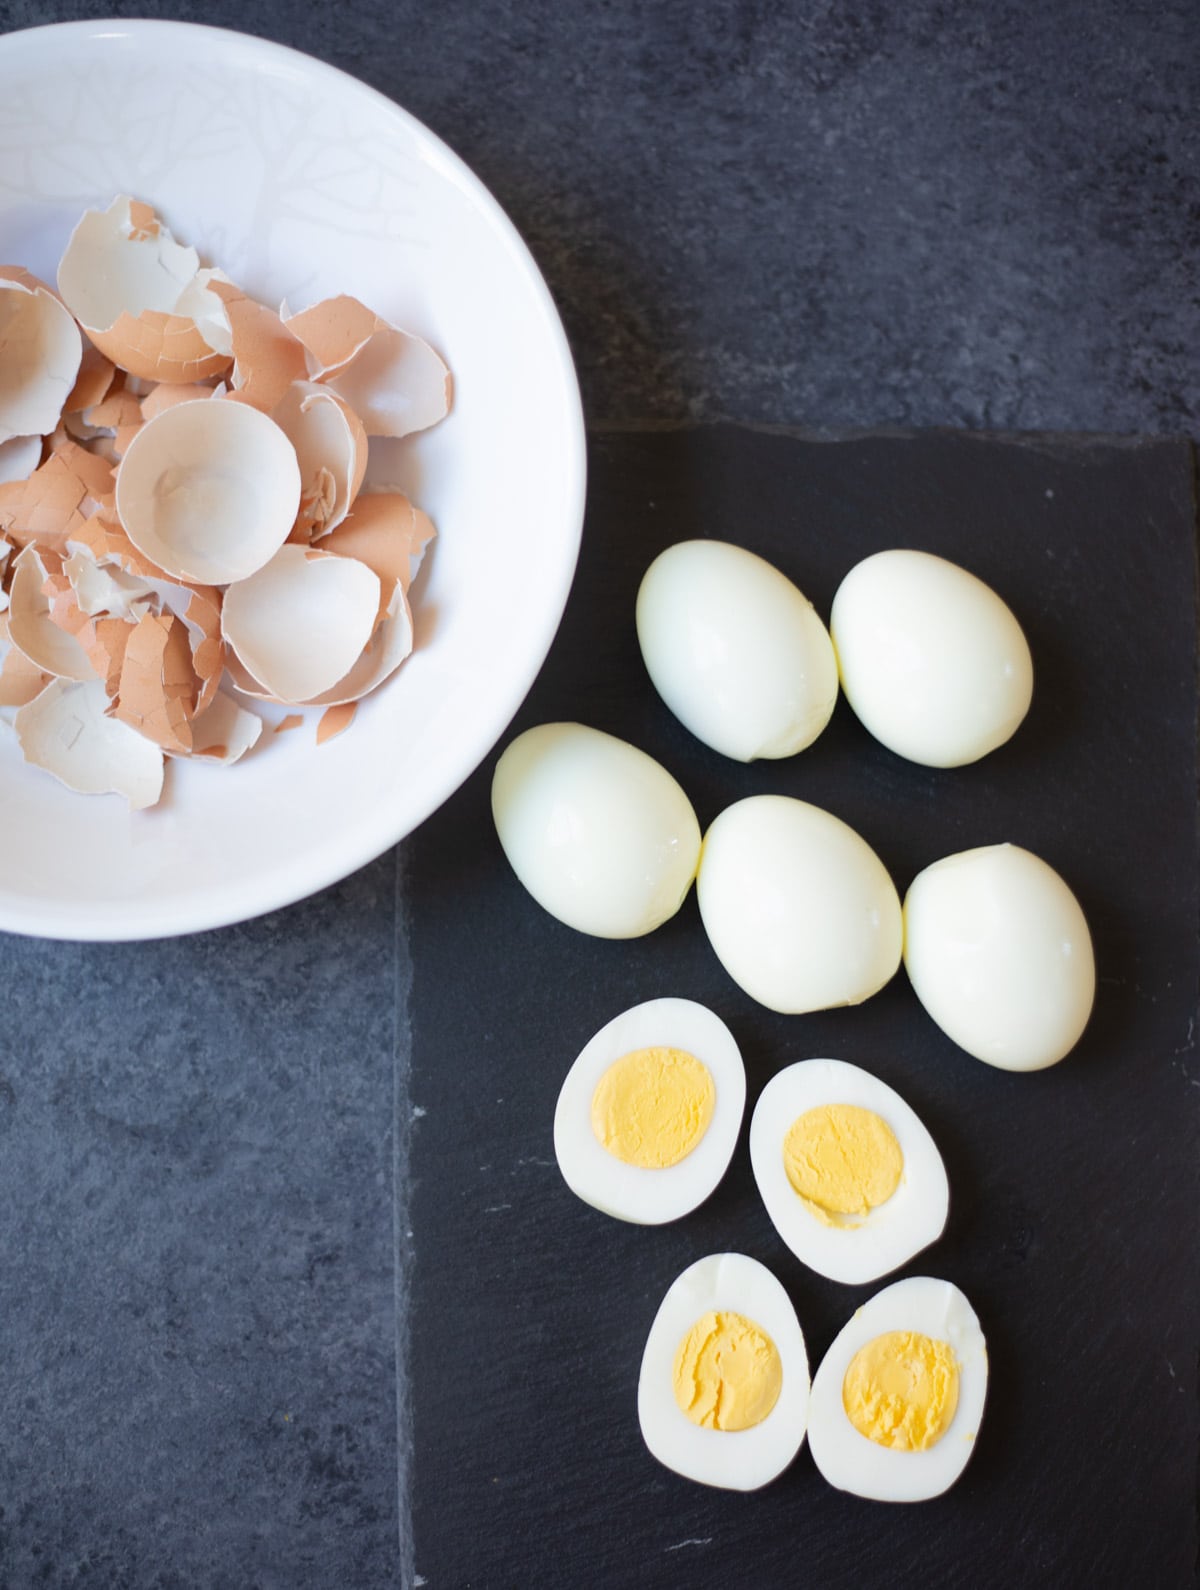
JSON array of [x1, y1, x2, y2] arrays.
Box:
[[635, 539, 839, 762], [638, 1253, 810, 1490], [749, 1059, 949, 1285], [491, 722, 701, 939], [830, 549, 1033, 768], [904, 843, 1096, 1071], [808, 1276, 988, 1502], [697, 795, 902, 1013], [553, 998, 746, 1224]]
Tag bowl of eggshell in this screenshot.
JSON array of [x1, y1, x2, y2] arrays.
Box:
[[0, 20, 585, 940]]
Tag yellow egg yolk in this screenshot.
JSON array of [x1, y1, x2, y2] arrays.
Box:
[[842, 1330, 959, 1451], [783, 1103, 903, 1225], [672, 1311, 783, 1432], [590, 1046, 715, 1168]]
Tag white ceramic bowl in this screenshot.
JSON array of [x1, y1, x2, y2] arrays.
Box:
[[0, 21, 586, 940]]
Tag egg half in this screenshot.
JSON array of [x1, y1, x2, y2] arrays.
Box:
[[638, 1253, 810, 1490], [636, 539, 839, 762], [904, 843, 1096, 1071], [491, 722, 701, 939], [808, 1276, 988, 1502], [697, 795, 902, 1013], [750, 1059, 948, 1285], [553, 998, 746, 1224], [830, 549, 1033, 768]]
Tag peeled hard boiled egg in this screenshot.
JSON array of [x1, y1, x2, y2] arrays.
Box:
[[638, 1253, 810, 1490], [491, 723, 701, 938], [553, 998, 746, 1223], [809, 1276, 988, 1502], [635, 540, 838, 762], [750, 1059, 948, 1284], [904, 843, 1096, 1071], [830, 549, 1033, 767], [697, 795, 902, 1013]]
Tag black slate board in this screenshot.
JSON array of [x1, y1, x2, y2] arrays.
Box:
[[406, 427, 1199, 1588]]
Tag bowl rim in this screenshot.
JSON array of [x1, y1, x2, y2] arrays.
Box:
[[0, 18, 587, 943]]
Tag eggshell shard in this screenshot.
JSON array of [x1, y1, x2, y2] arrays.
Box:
[[637, 540, 839, 761], [316, 701, 357, 745], [56, 196, 231, 385], [110, 609, 200, 754], [321, 492, 435, 591], [808, 1276, 988, 1502], [188, 690, 262, 764], [115, 399, 301, 584], [697, 795, 902, 1013], [200, 279, 310, 413], [304, 578, 413, 707], [0, 441, 114, 552], [749, 1059, 949, 1285], [0, 614, 51, 708], [903, 843, 1096, 1071], [272, 381, 368, 540], [0, 267, 83, 443], [14, 675, 164, 808], [830, 549, 1034, 768], [221, 544, 381, 705], [285, 295, 451, 438], [553, 998, 746, 1224], [65, 345, 116, 415], [7, 544, 95, 681], [638, 1253, 811, 1491], [491, 722, 702, 939]]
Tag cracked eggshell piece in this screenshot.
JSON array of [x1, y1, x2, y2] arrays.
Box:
[[0, 266, 83, 443], [189, 689, 263, 764], [111, 609, 199, 755], [273, 381, 367, 539], [115, 399, 301, 585], [638, 1253, 810, 1491], [285, 295, 451, 438], [321, 492, 435, 592], [56, 197, 232, 384], [7, 543, 95, 681], [749, 1059, 949, 1285], [200, 279, 308, 413], [305, 579, 413, 708], [808, 1276, 988, 1502], [0, 613, 51, 708], [0, 441, 114, 552], [14, 675, 164, 809], [553, 998, 746, 1224], [221, 543, 381, 705]]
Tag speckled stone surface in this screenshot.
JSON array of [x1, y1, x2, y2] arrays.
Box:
[[0, 3, 1197, 1587]]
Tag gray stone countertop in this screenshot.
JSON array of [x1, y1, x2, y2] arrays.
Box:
[[0, 3, 1195, 1586]]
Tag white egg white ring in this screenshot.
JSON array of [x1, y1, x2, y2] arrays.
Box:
[[809, 1276, 988, 1502], [750, 1058, 949, 1285], [638, 1253, 810, 1491], [553, 998, 745, 1224]]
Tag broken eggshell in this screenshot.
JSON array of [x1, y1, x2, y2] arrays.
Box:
[[115, 398, 301, 585], [221, 543, 381, 705], [0, 437, 114, 552], [14, 675, 164, 809], [321, 491, 435, 593], [0, 266, 83, 443], [273, 380, 368, 541], [7, 542, 95, 680], [56, 197, 232, 385]]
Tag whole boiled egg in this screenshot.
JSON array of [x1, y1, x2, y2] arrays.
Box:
[[636, 539, 838, 762], [491, 722, 701, 938], [638, 1252, 810, 1490], [808, 1276, 988, 1502], [553, 998, 745, 1224], [830, 549, 1033, 767], [904, 843, 1096, 1070], [750, 1059, 948, 1284], [697, 795, 902, 1013]]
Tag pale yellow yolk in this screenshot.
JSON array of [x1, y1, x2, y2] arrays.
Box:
[[783, 1103, 903, 1226], [842, 1330, 959, 1451], [590, 1046, 715, 1168], [671, 1311, 783, 1431]]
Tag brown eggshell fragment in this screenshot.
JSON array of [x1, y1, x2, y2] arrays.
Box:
[[78, 614, 132, 700], [79, 387, 144, 461], [285, 295, 451, 439], [202, 280, 308, 413], [189, 691, 263, 764], [111, 609, 198, 755], [322, 492, 436, 594], [273, 713, 303, 734], [7, 544, 95, 681], [317, 701, 357, 745], [0, 442, 114, 552], [65, 345, 116, 414], [0, 614, 51, 707], [222, 544, 381, 705], [56, 196, 231, 385], [273, 381, 368, 541], [0, 266, 84, 443], [139, 382, 219, 422], [14, 675, 164, 808], [115, 399, 301, 584], [0, 436, 42, 487], [306, 578, 414, 708]]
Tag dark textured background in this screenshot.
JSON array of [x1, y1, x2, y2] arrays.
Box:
[[0, 4, 1197, 1587]]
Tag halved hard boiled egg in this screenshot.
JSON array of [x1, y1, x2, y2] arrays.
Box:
[[553, 998, 745, 1224], [809, 1276, 987, 1502], [750, 1059, 948, 1285], [638, 1253, 810, 1490]]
